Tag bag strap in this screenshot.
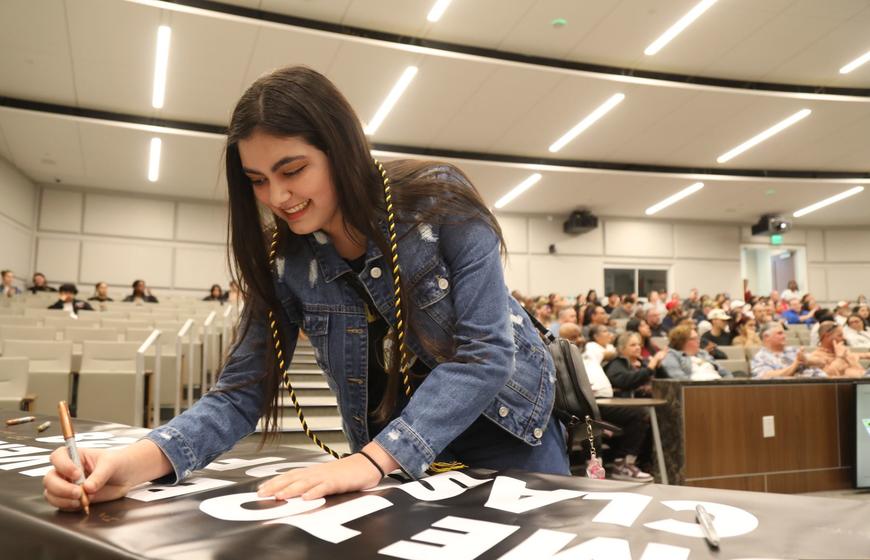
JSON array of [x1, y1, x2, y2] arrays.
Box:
[[522, 306, 555, 343]]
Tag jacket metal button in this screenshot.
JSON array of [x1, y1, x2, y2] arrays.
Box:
[[498, 406, 509, 418], [370, 267, 382, 279], [533, 427, 544, 439], [437, 277, 449, 290]]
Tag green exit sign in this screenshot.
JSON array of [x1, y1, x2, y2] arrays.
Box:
[[771, 234, 783, 245]]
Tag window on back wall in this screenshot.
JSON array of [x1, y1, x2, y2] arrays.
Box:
[[604, 267, 668, 297]]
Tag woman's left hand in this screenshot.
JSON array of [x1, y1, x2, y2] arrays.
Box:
[[256, 445, 395, 501]]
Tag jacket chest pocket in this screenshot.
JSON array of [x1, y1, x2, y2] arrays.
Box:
[[412, 261, 453, 324], [301, 312, 330, 373]]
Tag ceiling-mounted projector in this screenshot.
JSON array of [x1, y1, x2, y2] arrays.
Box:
[[751, 214, 792, 236]]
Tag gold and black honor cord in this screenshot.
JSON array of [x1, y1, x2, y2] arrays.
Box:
[[265, 159, 464, 473]]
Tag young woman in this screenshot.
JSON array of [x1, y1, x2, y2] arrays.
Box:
[[202, 284, 224, 302], [43, 66, 567, 511]]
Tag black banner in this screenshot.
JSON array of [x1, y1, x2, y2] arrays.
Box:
[[1, 410, 869, 559]]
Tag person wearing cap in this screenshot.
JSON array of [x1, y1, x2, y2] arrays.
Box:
[[700, 308, 732, 359], [807, 321, 867, 378], [48, 284, 94, 315], [750, 323, 825, 379]]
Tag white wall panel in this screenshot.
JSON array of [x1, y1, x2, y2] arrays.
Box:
[[176, 201, 228, 243], [502, 253, 528, 295], [35, 237, 80, 284], [0, 217, 33, 277], [0, 157, 36, 227], [807, 266, 828, 301], [674, 224, 738, 259], [824, 266, 870, 301], [173, 246, 230, 290], [39, 189, 82, 232], [604, 220, 672, 258], [495, 214, 527, 253], [824, 230, 870, 262], [79, 240, 172, 287], [805, 229, 825, 262], [671, 260, 740, 297], [83, 193, 174, 240], [528, 255, 604, 296], [528, 216, 603, 255]]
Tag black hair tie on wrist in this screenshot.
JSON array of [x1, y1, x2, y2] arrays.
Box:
[[357, 450, 386, 479]]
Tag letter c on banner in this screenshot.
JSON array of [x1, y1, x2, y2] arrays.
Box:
[[644, 500, 759, 539], [200, 492, 325, 521]]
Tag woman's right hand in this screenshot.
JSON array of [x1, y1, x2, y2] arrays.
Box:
[[43, 447, 136, 511]]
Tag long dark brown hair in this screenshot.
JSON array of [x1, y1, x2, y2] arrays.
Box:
[[223, 66, 505, 438]]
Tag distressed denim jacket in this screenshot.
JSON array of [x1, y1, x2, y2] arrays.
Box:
[[146, 197, 556, 480]]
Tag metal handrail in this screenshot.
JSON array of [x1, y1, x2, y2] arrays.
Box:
[[135, 328, 162, 428], [176, 318, 195, 415], [201, 310, 216, 393]]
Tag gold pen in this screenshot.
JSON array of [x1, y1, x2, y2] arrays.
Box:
[[58, 401, 90, 515], [5, 415, 36, 426]]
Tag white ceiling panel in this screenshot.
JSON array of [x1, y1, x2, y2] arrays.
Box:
[[244, 25, 344, 88], [258, 0, 352, 23], [0, 128, 13, 163], [429, 66, 564, 152], [76, 121, 223, 198], [496, 0, 622, 60], [0, 0, 78, 105], [418, 0, 537, 49], [65, 0, 162, 114], [158, 10, 261, 123], [0, 109, 85, 180]]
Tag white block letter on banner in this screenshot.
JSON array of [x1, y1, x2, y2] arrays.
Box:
[[268, 495, 393, 543], [200, 492, 324, 521], [485, 476, 584, 514], [127, 477, 235, 502], [380, 516, 518, 560], [644, 500, 758, 539]]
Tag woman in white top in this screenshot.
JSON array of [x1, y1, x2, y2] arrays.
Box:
[[844, 314, 870, 349], [582, 325, 616, 398], [780, 280, 802, 303]]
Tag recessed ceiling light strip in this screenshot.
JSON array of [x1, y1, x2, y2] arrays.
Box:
[[548, 93, 625, 153], [793, 185, 864, 217], [148, 137, 162, 182], [839, 50, 870, 75], [152, 25, 172, 109], [644, 0, 718, 56], [494, 173, 542, 209], [645, 182, 704, 215], [427, 0, 452, 22], [716, 108, 811, 164], [364, 66, 418, 135]]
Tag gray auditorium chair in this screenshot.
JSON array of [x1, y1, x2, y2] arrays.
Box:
[[76, 341, 142, 425], [2, 340, 73, 416], [0, 357, 29, 410]]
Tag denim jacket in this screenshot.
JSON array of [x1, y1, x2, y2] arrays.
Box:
[[146, 192, 555, 480]]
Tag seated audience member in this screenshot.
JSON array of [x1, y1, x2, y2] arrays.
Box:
[[683, 288, 701, 313], [809, 309, 834, 347], [625, 317, 660, 359], [581, 327, 652, 482], [801, 293, 820, 317], [660, 325, 733, 380], [123, 279, 159, 304], [28, 272, 57, 294], [582, 305, 611, 340], [645, 308, 666, 338], [226, 280, 243, 306], [48, 283, 94, 315], [660, 305, 685, 333], [584, 324, 617, 366], [558, 322, 584, 347], [88, 282, 113, 302], [751, 323, 824, 379], [699, 309, 733, 359], [769, 290, 787, 314], [609, 295, 635, 320], [856, 303, 870, 328], [781, 298, 816, 325], [692, 299, 712, 324], [781, 280, 801, 302], [807, 321, 867, 378], [644, 290, 666, 315], [603, 292, 620, 314], [834, 301, 851, 326], [843, 314, 870, 348], [732, 316, 761, 347], [586, 289, 600, 307], [605, 332, 668, 397], [203, 284, 224, 302], [534, 301, 553, 327], [550, 306, 578, 338], [1, 270, 21, 297]]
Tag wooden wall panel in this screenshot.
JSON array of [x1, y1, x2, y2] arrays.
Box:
[[766, 468, 853, 494], [685, 476, 766, 493]]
